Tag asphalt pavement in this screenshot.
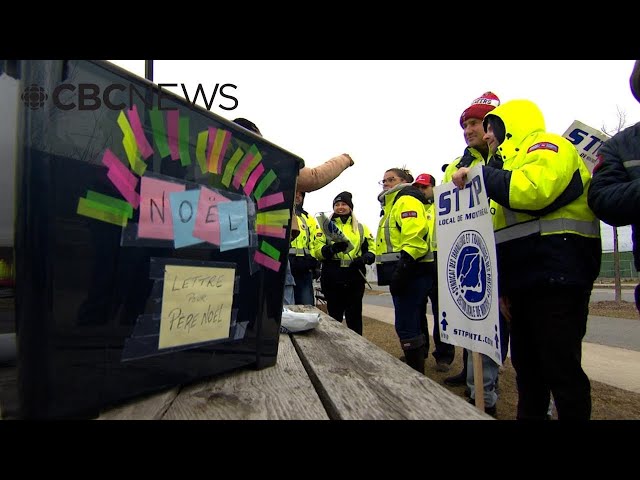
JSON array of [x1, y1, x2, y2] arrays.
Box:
[[362, 284, 640, 394]]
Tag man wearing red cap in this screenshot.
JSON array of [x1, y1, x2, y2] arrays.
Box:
[[413, 173, 455, 371], [441, 92, 504, 416]]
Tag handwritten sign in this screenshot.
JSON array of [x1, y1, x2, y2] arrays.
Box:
[[159, 264, 235, 349]]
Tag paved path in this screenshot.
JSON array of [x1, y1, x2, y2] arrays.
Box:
[[362, 303, 640, 394]]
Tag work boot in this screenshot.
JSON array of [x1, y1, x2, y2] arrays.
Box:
[[404, 345, 426, 374], [444, 369, 466, 386]]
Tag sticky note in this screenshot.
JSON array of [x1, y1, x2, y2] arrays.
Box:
[[170, 189, 203, 249], [138, 176, 186, 240], [192, 186, 231, 246], [257, 191, 285, 210], [218, 200, 249, 252], [159, 264, 235, 349], [254, 251, 281, 272], [148, 108, 171, 158]]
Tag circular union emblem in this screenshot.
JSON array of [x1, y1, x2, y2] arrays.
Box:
[[446, 229, 492, 320]]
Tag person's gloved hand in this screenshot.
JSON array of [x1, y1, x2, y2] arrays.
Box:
[[349, 256, 365, 269], [321, 241, 348, 258], [331, 241, 348, 253], [362, 251, 375, 265], [389, 251, 416, 297]]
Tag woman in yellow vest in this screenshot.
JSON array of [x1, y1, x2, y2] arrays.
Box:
[[317, 192, 375, 335], [375, 168, 432, 373]]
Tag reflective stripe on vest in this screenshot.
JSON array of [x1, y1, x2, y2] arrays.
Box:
[[375, 251, 433, 263], [495, 217, 600, 244], [289, 247, 311, 256], [624, 159, 640, 169]]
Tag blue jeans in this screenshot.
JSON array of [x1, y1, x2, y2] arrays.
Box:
[[466, 352, 499, 408], [392, 271, 431, 341], [293, 271, 315, 305], [283, 259, 295, 306]]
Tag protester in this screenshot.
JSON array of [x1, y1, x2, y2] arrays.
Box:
[[289, 190, 322, 305], [375, 168, 432, 373], [452, 99, 601, 420], [317, 192, 375, 334], [588, 59, 640, 316], [413, 173, 455, 371], [441, 93, 504, 415]]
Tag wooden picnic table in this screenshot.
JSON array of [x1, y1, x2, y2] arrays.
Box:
[[97, 305, 490, 420]]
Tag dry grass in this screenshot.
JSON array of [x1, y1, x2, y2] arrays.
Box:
[[359, 302, 640, 420]]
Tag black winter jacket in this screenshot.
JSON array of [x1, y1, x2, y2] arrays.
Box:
[[588, 122, 640, 271]]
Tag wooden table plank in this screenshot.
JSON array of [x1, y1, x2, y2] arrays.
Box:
[[97, 388, 179, 420], [288, 305, 491, 420], [160, 333, 328, 420]]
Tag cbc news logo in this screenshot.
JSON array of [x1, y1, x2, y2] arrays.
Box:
[[19, 82, 238, 112], [21, 84, 49, 110], [446, 229, 492, 320]]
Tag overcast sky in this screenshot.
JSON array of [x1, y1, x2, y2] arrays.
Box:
[[109, 60, 637, 252]]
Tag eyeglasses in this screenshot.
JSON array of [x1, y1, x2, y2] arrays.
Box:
[[378, 177, 398, 186]]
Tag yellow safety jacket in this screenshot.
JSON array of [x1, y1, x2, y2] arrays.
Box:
[[290, 210, 322, 263], [482, 99, 601, 292], [425, 202, 437, 258], [442, 147, 488, 184], [376, 184, 431, 266]]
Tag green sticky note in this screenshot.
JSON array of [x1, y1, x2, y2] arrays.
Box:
[[222, 147, 244, 187], [253, 169, 277, 200], [196, 130, 208, 174], [148, 108, 171, 158], [259, 240, 281, 261], [86, 190, 133, 218]]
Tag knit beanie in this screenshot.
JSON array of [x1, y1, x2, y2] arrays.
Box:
[[460, 91, 500, 127], [333, 191, 353, 210]]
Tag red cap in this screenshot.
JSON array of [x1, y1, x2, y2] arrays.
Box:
[[414, 173, 435, 187], [460, 91, 500, 127]]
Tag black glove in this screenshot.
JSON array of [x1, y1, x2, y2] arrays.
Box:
[[349, 256, 365, 269], [389, 251, 416, 297], [362, 251, 375, 265], [331, 241, 348, 253]]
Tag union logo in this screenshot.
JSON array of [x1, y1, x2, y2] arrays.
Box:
[[446, 229, 492, 320]]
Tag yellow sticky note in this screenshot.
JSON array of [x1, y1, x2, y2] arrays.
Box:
[[159, 264, 235, 349]]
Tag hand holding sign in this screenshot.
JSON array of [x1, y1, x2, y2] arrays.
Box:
[[452, 167, 471, 189]]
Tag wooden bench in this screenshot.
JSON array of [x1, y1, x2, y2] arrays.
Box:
[[97, 305, 490, 420]]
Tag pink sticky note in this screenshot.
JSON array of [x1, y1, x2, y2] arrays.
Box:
[[102, 149, 138, 191], [217, 130, 232, 175], [256, 224, 286, 239], [257, 192, 285, 210], [107, 169, 140, 209], [232, 152, 255, 190], [254, 251, 281, 272], [166, 110, 180, 161], [138, 176, 185, 239], [243, 163, 265, 196], [192, 186, 231, 245], [127, 105, 154, 159]]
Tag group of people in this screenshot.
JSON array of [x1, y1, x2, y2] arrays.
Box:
[[233, 59, 640, 421]]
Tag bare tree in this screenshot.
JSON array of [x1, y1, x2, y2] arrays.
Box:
[[601, 106, 630, 303]]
